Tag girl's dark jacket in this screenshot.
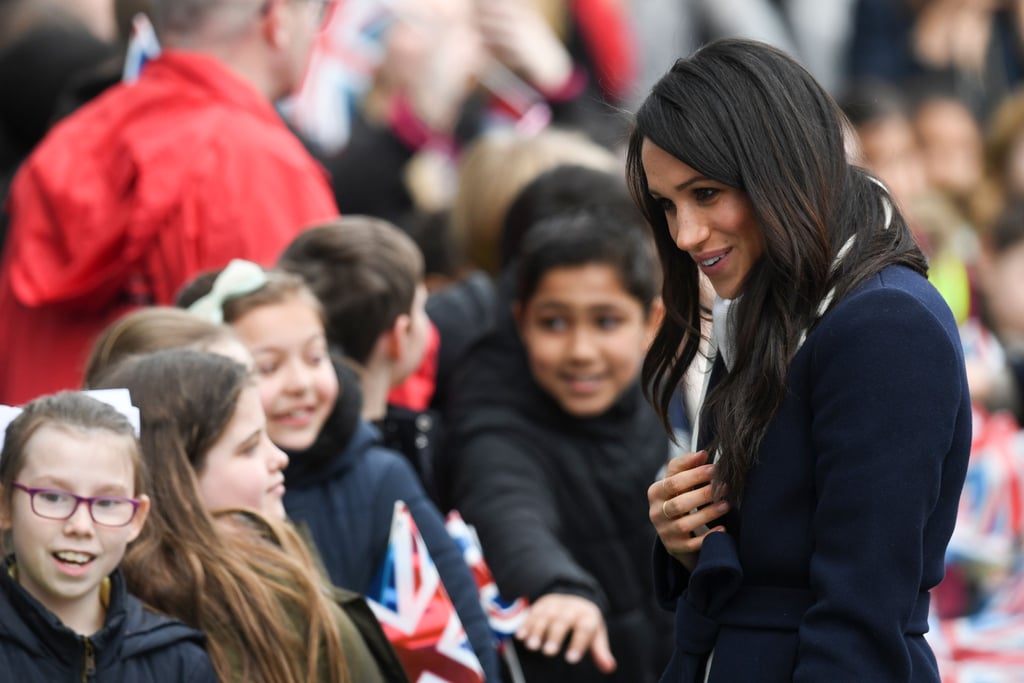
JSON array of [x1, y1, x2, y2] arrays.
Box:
[[0, 557, 216, 682], [439, 278, 674, 683], [656, 265, 972, 683], [281, 362, 501, 682]]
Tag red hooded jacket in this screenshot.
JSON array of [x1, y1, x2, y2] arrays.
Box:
[[0, 51, 338, 404]]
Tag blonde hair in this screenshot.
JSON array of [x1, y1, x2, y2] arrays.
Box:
[[449, 128, 618, 274], [971, 88, 1024, 236]]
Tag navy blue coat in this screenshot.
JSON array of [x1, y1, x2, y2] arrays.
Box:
[[281, 368, 501, 681], [0, 561, 215, 682], [657, 266, 972, 683]]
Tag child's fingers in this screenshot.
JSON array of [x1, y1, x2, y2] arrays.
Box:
[[562, 607, 601, 663], [589, 625, 617, 673]]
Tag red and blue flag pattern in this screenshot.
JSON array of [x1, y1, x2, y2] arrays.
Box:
[[367, 501, 485, 683]]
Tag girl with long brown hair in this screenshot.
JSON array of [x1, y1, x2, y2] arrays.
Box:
[[91, 347, 404, 683]]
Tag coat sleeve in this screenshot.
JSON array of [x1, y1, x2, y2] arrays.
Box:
[[449, 424, 608, 611], [796, 285, 968, 681], [182, 645, 219, 682], [377, 451, 502, 682]]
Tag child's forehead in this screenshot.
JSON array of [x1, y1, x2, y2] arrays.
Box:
[[532, 263, 637, 301], [19, 424, 138, 486]]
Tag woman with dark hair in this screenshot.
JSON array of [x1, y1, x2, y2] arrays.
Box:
[[626, 38, 971, 683]]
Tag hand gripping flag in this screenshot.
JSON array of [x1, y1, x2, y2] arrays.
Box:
[[367, 501, 485, 683]]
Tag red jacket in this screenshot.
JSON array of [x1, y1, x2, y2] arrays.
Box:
[[0, 51, 338, 404]]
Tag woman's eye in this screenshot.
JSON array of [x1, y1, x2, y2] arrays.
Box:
[[694, 188, 719, 202], [656, 197, 675, 213], [596, 316, 623, 330]]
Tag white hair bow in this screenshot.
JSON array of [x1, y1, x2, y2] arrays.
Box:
[[0, 389, 141, 456], [186, 259, 269, 324]]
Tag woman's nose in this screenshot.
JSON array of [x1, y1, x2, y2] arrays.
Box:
[[671, 209, 710, 253]]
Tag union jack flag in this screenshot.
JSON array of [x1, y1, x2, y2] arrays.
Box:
[[367, 501, 485, 683], [445, 511, 529, 641], [287, 0, 394, 152], [122, 13, 162, 84], [446, 511, 530, 683]]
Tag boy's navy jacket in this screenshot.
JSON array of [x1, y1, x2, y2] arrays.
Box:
[[0, 558, 215, 681], [281, 362, 501, 682], [655, 265, 972, 683]]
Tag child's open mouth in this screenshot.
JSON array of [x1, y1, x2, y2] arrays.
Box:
[[53, 551, 96, 571]]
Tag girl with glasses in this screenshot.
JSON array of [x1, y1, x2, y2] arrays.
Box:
[[0, 391, 216, 681]]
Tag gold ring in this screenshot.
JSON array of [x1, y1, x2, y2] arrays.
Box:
[[662, 500, 672, 520]]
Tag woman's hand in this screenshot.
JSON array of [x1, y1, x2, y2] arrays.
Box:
[[515, 593, 617, 673], [649, 450, 729, 568]]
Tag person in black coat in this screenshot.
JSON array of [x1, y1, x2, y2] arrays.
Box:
[[630, 38, 971, 682], [442, 208, 673, 682]]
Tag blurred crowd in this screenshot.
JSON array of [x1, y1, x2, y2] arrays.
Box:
[[2, 0, 1024, 681]]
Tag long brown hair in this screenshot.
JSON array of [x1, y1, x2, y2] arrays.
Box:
[[91, 349, 349, 683], [626, 39, 927, 502]]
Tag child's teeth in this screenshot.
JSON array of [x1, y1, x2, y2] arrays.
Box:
[[55, 551, 92, 564]]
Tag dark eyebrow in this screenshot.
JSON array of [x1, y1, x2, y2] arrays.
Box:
[[649, 176, 711, 198], [674, 176, 712, 192]]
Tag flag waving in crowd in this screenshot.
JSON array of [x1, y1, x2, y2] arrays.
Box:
[[445, 511, 530, 643], [367, 501, 486, 683]]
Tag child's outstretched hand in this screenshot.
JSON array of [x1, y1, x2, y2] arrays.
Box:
[[649, 450, 729, 568], [515, 593, 616, 672]]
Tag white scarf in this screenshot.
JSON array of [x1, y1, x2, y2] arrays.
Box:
[[711, 295, 738, 371]]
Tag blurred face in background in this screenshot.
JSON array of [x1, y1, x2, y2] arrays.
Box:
[[855, 113, 928, 211], [914, 97, 983, 201], [980, 238, 1024, 349]]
